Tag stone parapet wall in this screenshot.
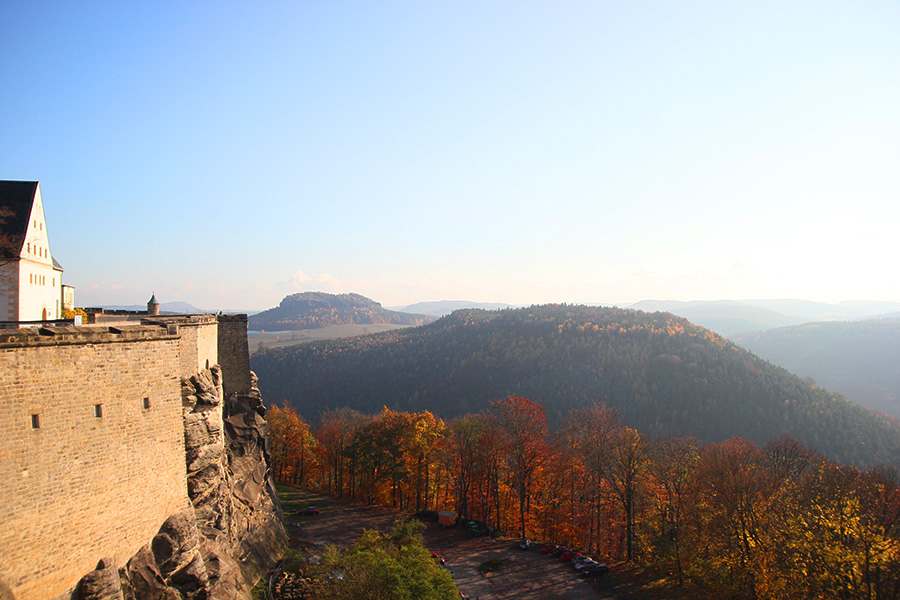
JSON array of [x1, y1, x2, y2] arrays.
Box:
[[0, 334, 191, 600], [0, 324, 178, 349]]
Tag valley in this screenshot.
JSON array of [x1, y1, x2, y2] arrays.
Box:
[[249, 323, 410, 353]]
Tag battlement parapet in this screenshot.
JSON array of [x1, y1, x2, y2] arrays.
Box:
[[0, 315, 231, 348], [0, 323, 178, 349]]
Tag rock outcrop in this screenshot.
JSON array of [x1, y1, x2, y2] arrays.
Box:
[[76, 366, 288, 600], [76, 558, 123, 600]]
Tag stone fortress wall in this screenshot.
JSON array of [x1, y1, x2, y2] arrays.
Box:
[[0, 314, 285, 600]]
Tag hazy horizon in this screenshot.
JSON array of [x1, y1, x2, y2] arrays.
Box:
[[92, 294, 900, 318], [3, 2, 898, 310]]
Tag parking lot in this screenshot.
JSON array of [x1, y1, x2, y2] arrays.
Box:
[[280, 486, 632, 600]]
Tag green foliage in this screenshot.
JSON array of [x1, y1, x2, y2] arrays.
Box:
[[252, 304, 900, 467], [249, 291, 434, 331], [312, 520, 457, 600]]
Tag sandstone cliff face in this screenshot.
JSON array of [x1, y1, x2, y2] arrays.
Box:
[[76, 367, 288, 600]]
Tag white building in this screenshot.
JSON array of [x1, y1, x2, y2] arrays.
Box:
[[0, 181, 65, 322]]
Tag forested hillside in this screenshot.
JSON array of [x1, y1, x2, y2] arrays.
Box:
[[732, 318, 900, 418], [249, 292, 435, 331], [251, 305, 900, 467]]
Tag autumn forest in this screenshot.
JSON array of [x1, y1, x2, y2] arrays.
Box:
[[268, 397, 900, 600]]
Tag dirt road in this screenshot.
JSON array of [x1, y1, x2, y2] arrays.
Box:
[[279, 486, 631, 600]]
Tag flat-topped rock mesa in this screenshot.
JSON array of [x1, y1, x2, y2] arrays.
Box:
[[0, 314, 288, 600], [249, 291, 435, 332]]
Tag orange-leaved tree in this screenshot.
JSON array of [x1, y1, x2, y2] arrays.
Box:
[[493, 395, 549, 540], [268, 404, 318, 486]]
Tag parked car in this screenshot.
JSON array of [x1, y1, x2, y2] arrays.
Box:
[[540, 543, 558, 554], [560, 550, 582, 561], [580, 563, 610, 576], [573, 557, 597, 570], [298, 506, 319, 515], [551, 546, 570, 557], [518, 539, 531, 550]]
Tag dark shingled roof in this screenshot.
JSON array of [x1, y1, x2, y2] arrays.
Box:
[[0, 180, 39, 259]]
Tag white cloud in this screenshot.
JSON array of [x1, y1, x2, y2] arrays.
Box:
[[284, 269, 343, 294], [290, 270, 312, 285]]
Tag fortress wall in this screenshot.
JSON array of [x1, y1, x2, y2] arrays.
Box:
[[146, 315, 219, 377], [0, 329, 191, 600], [217, 314, 251, 397]]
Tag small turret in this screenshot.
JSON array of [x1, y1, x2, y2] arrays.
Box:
[[147, 293, 160, 316]]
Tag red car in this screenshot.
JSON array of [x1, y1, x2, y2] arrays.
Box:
[[298, 506, 319, 515]]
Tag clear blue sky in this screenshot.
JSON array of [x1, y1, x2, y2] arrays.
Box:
[[3, 1, 898, 310]]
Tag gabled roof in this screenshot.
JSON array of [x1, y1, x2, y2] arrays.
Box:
[[0, 180, 39, 259]]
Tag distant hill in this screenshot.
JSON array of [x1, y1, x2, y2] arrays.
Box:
[[251, 304, 900, 467], [395, 300, 516, 316], [628, 300, 802, 336], [732, 318, 900, 419], [628, 299, 900, 337], [748, 299, 900, 321], [248, 292, 435, 332]]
